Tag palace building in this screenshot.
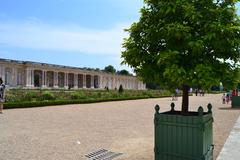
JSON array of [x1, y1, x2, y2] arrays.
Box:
[[0, 58, 146, 90]]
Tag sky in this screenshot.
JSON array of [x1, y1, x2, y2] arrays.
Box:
[[0, 1, 239, 72]]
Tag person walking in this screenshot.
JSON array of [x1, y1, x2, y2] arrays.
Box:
[[174, 88, 179, 101], [195, 89, 198, 96], [0, 77, 6, 114], [226, 93, 230, 104], [222, 93, 226, 104]]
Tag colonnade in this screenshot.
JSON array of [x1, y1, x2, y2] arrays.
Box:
[[0, 59, 146, 90], [25, 68, 100, 89]]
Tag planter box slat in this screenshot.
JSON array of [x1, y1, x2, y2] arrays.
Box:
[[154, 104, 213, 160], [232, 96, 240, 108]]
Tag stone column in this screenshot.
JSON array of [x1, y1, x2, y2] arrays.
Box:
[[106, 77, 109, 89], [135, 80, 138, 90], [116, 78, 119, 89], [26, 68, 31, 87], [54, 72, 58, 88], [128, 79, 131, 89], [45, 71, 47, 87], [129, 80, 131, 89], [98, 75, 100, 89], [134, 80, 136, 90], [64, 72, 68, 89], [42, 70, 47, 88], [112, 77, 115, 89], [143, 83, 146, 90], [103, 76, 107, 89], [83, 74, 86, 88], [91, 75, 94, 89], [26, 68, 33, 88], [74, 73, 78, 89], [125, 79, 127, 89], [124, 79, 127, 89], [109, 77, 111, 89], [41, 70, 44, 87], [11, 67, 16, 87], [31, 70, 34, 87], [99, 75, 104, 89], [22, 70, 25, 86], [125, 79, 128, 89]]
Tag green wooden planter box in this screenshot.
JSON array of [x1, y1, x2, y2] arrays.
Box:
[[154, 103, 214, 160], [232, 96, 240, 108]]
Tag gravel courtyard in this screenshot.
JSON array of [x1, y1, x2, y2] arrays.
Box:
[[0, 94, 239, 160]]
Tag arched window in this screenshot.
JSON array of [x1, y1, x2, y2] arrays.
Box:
[[86, 75, 91, 88], [34, 70, 42, 87], [78, 74, 83, 88], [68, 73, 74, 88], [94, 75, 99, 88], [47, 71, 54, 87]]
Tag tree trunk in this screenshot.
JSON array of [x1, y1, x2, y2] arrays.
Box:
[[181, 85, 189, 115]]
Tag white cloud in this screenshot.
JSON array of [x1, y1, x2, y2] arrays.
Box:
[[0, 21, 130, 55]]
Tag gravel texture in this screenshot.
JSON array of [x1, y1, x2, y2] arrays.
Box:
[[0, 94, 239, 160]]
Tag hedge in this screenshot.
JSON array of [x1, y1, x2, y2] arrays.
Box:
[[3, 95, 155, 109], [3, 90, 193, 109]]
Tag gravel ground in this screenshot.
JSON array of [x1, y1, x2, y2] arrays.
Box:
[[0, 94, 239, 160]]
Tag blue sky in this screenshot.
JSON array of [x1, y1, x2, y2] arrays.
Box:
[[0, 0, 239, 72]]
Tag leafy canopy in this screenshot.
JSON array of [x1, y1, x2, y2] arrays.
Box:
[[122, 0, 240, 90], [104, 65, 116, 73], [117, 69, 131, 75]]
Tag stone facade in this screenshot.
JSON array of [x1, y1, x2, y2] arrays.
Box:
[[0, 58, 146, 90]]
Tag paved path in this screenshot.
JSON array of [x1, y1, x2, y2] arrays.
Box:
[[0, 94, 239, 160], [217, 115, 240, 160]]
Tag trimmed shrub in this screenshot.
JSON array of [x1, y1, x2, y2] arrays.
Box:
[[23, 91, 38, 101], [40, 91, 55, 101], [70, 92, 86, 99], [5, 94, 19, 102]]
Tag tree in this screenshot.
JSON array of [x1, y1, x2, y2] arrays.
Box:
[[117, 69, 131, 75], [118, 84, 124, 94], [146, 82, 160, 90], [104, 65, 116, 73], [122, 0, 240, 114]]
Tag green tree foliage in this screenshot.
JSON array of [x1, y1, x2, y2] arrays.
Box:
[[117, 69, 131, 75], [146, 82, 160, 90], [122, 0, 240, 113], [104, 65, 116, 73]]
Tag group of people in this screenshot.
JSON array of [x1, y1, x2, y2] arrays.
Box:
[[222, 92, 231, 104], [195, 89, 205, 96], [221, 90, 240, 104], [171, 88, 205, 101]]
